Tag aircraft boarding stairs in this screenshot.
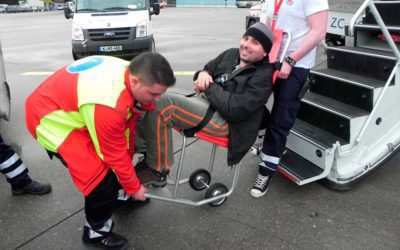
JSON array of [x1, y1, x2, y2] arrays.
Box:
[[278, 0, 400, 190]]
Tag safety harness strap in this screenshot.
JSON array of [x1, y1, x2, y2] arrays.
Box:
[[183, 105, 216, 137]]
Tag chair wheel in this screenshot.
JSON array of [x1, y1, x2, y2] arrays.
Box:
[[205, 183, 228, 207], [189, 169, 211, 191]]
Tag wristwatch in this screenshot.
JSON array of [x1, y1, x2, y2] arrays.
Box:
[[285, 56, 296, 67]]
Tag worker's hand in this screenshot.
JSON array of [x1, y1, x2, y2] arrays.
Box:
[[131, 185, 148, 201], [278, 61, 293, 80], [194, 71, 214, 92]]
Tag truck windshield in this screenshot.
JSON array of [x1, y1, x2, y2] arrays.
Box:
[[76, 0, 147, 13]]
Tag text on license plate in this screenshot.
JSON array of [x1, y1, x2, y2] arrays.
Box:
[[98, 45, 123, 52]]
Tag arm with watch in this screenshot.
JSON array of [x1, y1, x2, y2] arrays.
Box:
[[277, 10, 328, 79]]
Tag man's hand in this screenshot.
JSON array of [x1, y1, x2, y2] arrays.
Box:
[[194, 71, 214, 92], [278, 61, 292, 79], [131, 185, 148, 201]]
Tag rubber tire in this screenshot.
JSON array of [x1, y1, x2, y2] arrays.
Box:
[[189, 169, 211, 191], [205, 183, 228, 207], [72, 51, 79, 61]]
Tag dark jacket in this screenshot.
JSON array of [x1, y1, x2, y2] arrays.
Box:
[[195, 48, 273, 165]]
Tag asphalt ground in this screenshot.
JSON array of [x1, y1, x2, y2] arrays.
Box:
[[0, 8, 399, 250]]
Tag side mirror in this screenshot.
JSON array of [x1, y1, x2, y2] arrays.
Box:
[[64, 2, 74, 19], [150, 3, 160, 16]]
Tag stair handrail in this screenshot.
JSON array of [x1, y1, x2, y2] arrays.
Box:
[[355, 62, 398, 145], [349, 0, 400, 60], [350, 0, 400, 145]]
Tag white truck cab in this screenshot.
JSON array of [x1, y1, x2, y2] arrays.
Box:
[[64, 0, 160, 60]]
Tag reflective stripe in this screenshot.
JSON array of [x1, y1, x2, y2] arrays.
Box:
[[85, 218, 113, 239], [259, 151, 281, 164], [259, 161, 277, 172], [0, 153, 19, 170], [117, 189, 130, 201], [36, 110, 85, 152], [5, 163, 26, 179], [79, 105, 103, 160]]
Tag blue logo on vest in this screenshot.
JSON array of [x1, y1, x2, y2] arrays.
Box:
[[67, 57, 104, 73]]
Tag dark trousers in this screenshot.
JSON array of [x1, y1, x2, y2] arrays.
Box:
[[260, 67, 310, 173], [84, 169, 120, 231], [0, 134, 31, 188]]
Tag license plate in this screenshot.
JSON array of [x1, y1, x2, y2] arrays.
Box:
[[98, 45, 123, 52]]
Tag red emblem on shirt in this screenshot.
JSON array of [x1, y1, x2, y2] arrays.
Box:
[[286, 0, 295, 5]]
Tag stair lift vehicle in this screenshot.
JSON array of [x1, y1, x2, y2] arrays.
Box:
[[253, 0, 400, 190], [145, 30, 292, 207]]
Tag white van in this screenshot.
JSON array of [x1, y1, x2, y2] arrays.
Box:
[[64, 0, 160, 60]]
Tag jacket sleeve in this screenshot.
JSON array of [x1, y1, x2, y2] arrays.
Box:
[[80, 104, 141, 195], [204, 66, 273, 123]]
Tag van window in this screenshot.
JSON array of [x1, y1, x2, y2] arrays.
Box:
[[76, 0, 147, 12]]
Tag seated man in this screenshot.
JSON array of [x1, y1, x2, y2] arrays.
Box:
[[136, 22, 274, 185]]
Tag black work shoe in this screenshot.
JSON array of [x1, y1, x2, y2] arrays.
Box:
[[250, 174, 272, 198], [135, 160, 167, 187], [12, 181, 52, 196], [82, 232, 128, 249]]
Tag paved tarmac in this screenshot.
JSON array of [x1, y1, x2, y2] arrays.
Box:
[[0, 7, 399, 250]]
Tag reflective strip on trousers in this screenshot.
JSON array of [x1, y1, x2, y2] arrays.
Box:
[[259, 151, 280, 165], [0, 153, 27, 179], [85, 218, 113, 239], [0, 153, 19, 170]]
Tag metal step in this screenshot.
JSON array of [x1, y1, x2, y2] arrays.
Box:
[[364, 1, 400, 26], [310, 68, 385, 112], [353, 24, 400, 52], [298, 92, 369, 141], [291, 119, 348, 149], [326, 46, 397, 82], [302, 92, 369, 119], [279, 149, 326, 185]]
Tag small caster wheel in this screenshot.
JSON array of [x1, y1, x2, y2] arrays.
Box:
[[189, 169, 211, 191], [205, 183, 228, 207]]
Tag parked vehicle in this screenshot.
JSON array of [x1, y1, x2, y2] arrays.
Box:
[[0, 4, 8, 13], [0, 41, 11, 121], [64, 0, 161, 60], [236, 0, 259, 8]]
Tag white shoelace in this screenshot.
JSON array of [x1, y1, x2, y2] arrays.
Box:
[[254, 174, 269, 189]]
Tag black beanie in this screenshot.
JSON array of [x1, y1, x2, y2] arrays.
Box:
[[244, 22, 274, 53]]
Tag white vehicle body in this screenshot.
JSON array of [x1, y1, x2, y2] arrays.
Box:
[[0, 41, 11, 121], [65, 0, 160, 60], [245, 1, 362, 46]]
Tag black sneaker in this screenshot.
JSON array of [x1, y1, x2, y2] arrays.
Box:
[[135, 160, 167, 187], [82, 232, 128, 249], [12, 181, 52, 196], [250, 174, 271, 198]]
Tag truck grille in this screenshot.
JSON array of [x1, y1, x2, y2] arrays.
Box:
[[87, 27, 132, 42]]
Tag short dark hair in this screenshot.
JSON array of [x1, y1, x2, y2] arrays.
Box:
[[128, 52, 176, 87]]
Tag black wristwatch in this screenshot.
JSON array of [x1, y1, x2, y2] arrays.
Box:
[[284, 56, 296, 67]]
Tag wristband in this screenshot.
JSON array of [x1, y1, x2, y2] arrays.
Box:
[[284, 56, 296, 67]]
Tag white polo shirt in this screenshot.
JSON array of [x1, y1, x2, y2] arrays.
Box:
[[266, 0, 329, 68]]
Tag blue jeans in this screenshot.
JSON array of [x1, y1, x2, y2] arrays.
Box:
[[260, 67, 310, 174]]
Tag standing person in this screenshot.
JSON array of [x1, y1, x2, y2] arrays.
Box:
[[0, 41, 51, 196], [1, 134, 52, 195], [250, 0, 329, 198], [134, 22, 274, 184], [25, 53, 175, 249]]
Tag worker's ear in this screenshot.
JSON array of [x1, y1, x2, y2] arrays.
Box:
[[130, 75, 140, 88]]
